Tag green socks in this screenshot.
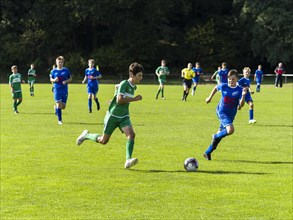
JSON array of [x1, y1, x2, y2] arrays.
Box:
[[85, 133, 100, 142], [126, 139, 134, 160]]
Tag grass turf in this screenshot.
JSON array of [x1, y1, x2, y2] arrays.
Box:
[[1, 82, 292, 219]]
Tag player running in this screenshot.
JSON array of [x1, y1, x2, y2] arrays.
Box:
[[203, 69, 247, 160], [254, 65, 263, 92], [155, 59, 170, 100], [9, 65, 25, 114], [82, 59, 102, 113], [76, 62, 144, 169], [191, 62, 203, 96], [218, 62, 229, 84]]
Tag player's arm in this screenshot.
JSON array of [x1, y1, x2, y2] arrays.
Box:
[[63, 75, 72, 84], [116, 93, 142, 104], [238, 88, 247, 109], [50, 75, 58, 83], [274, 68, 278, 75], [82, 75, 87, 83], [206, 86, 218, 104], [181, 69, 185, 78]]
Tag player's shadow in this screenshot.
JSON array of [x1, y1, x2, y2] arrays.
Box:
[[129, 169, 268, 175], [66, 122, 104, 125], [254, 124, 293, 128], [223, 159, 293, 165], [18, 112, 53, 115]]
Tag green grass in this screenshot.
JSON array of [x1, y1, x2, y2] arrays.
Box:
[[1, 82, 292, 219]]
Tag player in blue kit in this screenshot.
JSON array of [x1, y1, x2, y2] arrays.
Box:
[[50, 56, 72, 124], [218, 62, 229, 84], [238, 67, 257, 124], [203, 69, 247, 160], [82, 59, 102, 113], [191, 62, 203, 96], [254, 65, 263, 92]]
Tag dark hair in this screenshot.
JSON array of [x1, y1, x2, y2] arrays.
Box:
[[228, 69, 238, 78], [129, 62, 144, 75]]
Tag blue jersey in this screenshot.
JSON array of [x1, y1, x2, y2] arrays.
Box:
[[85, 68, 101, 88], [51, 67, 71, 91], [237, 77, 251, 88], [255, 70, 263, 82], [216, 83, 243, 120], [192, 67, 203, 77], [218, 68, 229, 84]]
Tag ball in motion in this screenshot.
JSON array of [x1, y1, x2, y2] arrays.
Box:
[[184, 157, 199, 172]]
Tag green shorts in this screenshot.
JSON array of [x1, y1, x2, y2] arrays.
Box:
[[103, 112, 132, 135], [12, 92, 22, 99]]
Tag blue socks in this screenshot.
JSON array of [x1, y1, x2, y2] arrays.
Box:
[[249, 109, 254, 120], [88, 99, 92, 112], [57, 108, 62, 121]]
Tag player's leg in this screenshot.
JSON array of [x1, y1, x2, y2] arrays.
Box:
[[161, 83, 165, 99], [88, 93, 93, 113], [156, 81, 161, 99], [192, 81, 197, 96], [280, 75, 283, 88], [248, 101, 256, 124], [31, 81, 35, 96], [93, 87, 100, 110]]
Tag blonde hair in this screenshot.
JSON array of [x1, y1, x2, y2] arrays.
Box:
[[243, 67, 251, 74], [56, 56, 64, 61], [88, 59, 95, 63]]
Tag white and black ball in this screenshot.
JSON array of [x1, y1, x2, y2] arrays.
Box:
[[184, 157, 199, 172]]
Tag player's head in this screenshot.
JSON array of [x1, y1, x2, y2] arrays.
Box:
[[227, 69, 238, 87], [243, 67, 251, 77], [129, 62, 144, 84], [221, 62, 227, 69], [258, 65, 262, 70], [11, 65, 17, 73], [278, 63, 283, 67], [30, 64, 35, 69], [88, 59, 95, 68], [195, 62, 200, 67], [56, 56, 64, 67], [161, 60, 166, 66], [187, 63, 193, 69]]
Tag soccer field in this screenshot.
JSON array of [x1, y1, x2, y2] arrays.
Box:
[[1, 83, 292, 219]]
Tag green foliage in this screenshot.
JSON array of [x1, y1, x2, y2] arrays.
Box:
[[1, 83, 292, 219]]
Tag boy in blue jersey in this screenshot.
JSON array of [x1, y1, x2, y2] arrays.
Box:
[[82, 59, 102, 113], [76, 62, 143, 169], [191, 62, 203, 96], [218, 62, 229, 84], [50, 56, 72, 124], [203, 69, 246, 160], [254, 65, 263, 92], [238, 67, 256, 124]]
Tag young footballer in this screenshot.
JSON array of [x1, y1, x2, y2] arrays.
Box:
[[238, 67, 257, 124], [218, 62, 229, 84], [76, 62, 144, 169], [203, 69, 247, 160], [191, 62, 203, 96], [211, 66, 221, 85], [254, 65, 263, 92], [155, 59, 170, 100], [27, 63, 37, 96], [274, 62, 285, 88], [9, 65, 25, 114], [82, 59, 102, 113], [181, 63, 195, 101], [50, 56, 72, 124]]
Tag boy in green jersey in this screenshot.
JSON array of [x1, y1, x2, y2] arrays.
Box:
[[76, 62, 144, 169], [9, 65, 25, 113], [27, 63, 37, 96], [155, 59, 170, 100]]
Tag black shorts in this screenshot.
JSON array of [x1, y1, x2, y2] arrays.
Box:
[[182, 79, 192, 88]]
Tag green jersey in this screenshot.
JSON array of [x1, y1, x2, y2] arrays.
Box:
[[28, 69, 36, 82], [9, 73, 22, 92], [156, 66, 170, 81], [109, 80, 136, 118]]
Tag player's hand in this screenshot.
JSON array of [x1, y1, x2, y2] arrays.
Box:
[[251, 91, 254, 94], [89, 76, 93, 79], [242, 88, 248, 96], [62, 81, 67, 85], [134, 95, 142, 101], [206, 97, 211, 104], [82, 80, 85, 84]]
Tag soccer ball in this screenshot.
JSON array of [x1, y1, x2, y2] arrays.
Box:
[[184, 157, 199, 172]]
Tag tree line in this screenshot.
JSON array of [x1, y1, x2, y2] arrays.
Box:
[[1, 0, 292, 82]]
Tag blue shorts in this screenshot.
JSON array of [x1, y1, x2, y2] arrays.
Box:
[[245, 93, 253, 103], [217, 111, 234, 128], [54, 88, 68, 104], [87, 85, 98, 95], [192, 76, 200, 83], [256, 80, 262, 85]]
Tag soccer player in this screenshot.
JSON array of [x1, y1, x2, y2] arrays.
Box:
[[254, 65, 263, 92], [191, 62, 203, 96], [82, 59, 102, 113], [50, 56, 72, 124], [211, 66, 221, 85], [238, 67, 257, 124], [203, 69, 247, 160], [9, 65, 25, 114], [218, 62, 229, 84], [27, 63, 37, 96], [274, 63, 285, 88], [76, 62, 144, 169], [181, 63, 195, 101], [155, 59, 170, 100]]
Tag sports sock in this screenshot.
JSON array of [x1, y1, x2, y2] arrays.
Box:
[[88, 99, 92, 112], [182, 91, 186, 99], [94, 97, 100, 110], [214, 128, 228, 139], [57, 108, 62, 121], [193, 86, 196, 92], [126, 139, 134, 160], [13, 101, 17, 111], [185, 92, 189, 100], [156, 89, 161, 99], [205, 144, 214, 155], [249, 109, 254, 120], [16, 100, 22, 106], [161, 88, 164, 98], [85, 133, 100, 142]]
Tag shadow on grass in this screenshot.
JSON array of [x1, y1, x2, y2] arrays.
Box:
[[66, 122, 104, 125], [223, 159, 293, 165], [254, 124, 293, 128], [129, 169, 268, 175]]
